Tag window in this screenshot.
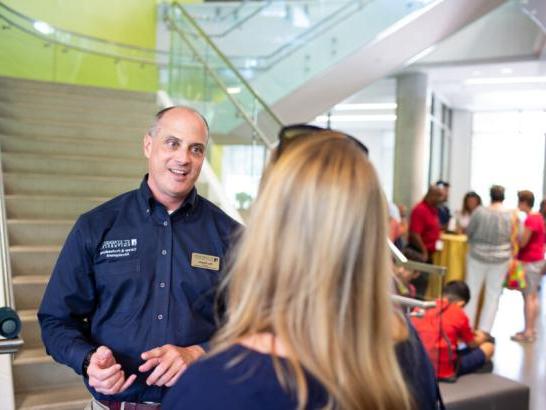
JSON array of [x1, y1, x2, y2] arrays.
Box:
[[472, 111, 546, 208], [428, 94, 452, 185]]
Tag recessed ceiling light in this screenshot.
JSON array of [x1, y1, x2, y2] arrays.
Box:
[[471, 70, 482, 76], [334, 103, 397, 111], [500, 67, 513, 75], [316, 114, 397, 122], [465, 76, 546, 85]]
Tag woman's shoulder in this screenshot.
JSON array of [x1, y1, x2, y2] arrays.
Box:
[[162, 345, 326, 410]]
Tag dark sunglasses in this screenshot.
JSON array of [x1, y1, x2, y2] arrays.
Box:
[[276, 124, 369, 160]]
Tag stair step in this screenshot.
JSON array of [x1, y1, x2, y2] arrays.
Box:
[[0, 116, 146, 141], [10, 246, 61, 277], [19, 309, 41, 349], [4, 173, 141, 197], [16, 384, 91, 410], [0, 133, 143, 159], [0, 100, 154, 129], [2, 152, 147, 178], [8, 220, 73, 246], [0, 76, 156, 103], [14, 347, 51, 365], [5, 195, 109, 220], [13, 347, 83, 394], [0, 91, 156, 118], [12, 275, 50, 311]]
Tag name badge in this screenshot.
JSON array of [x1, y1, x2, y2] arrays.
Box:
[[191, 252, 220, 271]]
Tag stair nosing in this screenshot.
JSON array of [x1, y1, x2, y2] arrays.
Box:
[[6, 194, 111, 200], [0, 132, 144, 147], [0, 114, 149, 132], [3, 172, 141, 182], [14, 347, 51, 365], [8, 219, 74, 224], [2, 151, 146, 164], [18, 309, 38, 321], [10, 245, 62, 252], [12, 274, 50, 285]]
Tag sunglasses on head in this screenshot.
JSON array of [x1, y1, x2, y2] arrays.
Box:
[[276, 124, 369, 160]]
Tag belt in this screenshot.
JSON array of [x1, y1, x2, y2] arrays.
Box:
[[99, 401, 160, 410]]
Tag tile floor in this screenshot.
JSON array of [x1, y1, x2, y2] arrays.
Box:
[[491, 276, 545, 410]]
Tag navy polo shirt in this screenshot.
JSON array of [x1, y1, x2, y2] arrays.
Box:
[[38, 176, 241, 403]]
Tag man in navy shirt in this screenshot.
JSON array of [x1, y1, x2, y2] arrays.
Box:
[[38, 106, 240, 408]]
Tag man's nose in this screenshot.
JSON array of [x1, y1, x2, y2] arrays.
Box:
[[174, 147, 190, 164]]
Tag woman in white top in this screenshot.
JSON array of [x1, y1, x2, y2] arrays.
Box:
[[464, 185, 513, 332], [454, 191, 482, 234]]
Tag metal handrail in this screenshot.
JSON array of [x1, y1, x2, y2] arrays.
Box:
[[227, 0, 366, 69], [0, 338, 23, 355], [201, 1, 273, 37], [191, 0, 268, 24], [169, 3, 282, 149], [389, 239, 446, 276], [0, 2, 168, 57], [392, 295, 437, 310], [0, 151, 14, 311], [0, 13, 167, 67]]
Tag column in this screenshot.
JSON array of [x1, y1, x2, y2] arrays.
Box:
[[393, 72, 429, 209]]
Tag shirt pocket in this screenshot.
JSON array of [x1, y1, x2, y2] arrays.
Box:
[[94, 258, 142, 318]]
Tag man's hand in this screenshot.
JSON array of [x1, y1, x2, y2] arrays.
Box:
[[139, 344, 205, 387], [87, 346, 136, 395]]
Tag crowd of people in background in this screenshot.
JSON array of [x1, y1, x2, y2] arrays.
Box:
[[391, 181, 545, 347], [389, 180, 545, 388]]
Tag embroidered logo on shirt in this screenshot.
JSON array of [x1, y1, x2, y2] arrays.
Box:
[[99, 239, 138, 258], [191, 252, 220, 271]]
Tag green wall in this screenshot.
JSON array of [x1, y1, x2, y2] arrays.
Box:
[[2, 0, 157, 47], [0, 1, 200, 91]]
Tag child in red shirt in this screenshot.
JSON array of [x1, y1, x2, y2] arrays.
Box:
[[411, 281, 495, 381]]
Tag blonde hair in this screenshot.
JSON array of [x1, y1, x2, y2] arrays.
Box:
[[214, 132, 412, 410]]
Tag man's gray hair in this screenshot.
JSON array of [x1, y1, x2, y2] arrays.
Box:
[[148, 106, 210, 139]]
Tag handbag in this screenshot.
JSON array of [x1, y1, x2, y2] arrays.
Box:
[[503, 212, 527, 291], [503, 259, 526, 290]]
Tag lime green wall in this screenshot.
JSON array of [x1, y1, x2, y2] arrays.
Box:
[[0, 0, 200, 91], [2, 0, 157, 47]]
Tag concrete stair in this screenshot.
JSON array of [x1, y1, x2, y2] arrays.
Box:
[[0, 76, 158, 409]]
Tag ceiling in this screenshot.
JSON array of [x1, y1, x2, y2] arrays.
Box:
[[335, 0, 546, 114]]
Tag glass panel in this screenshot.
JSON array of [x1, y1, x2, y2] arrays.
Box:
[[167, 4, 283, 211], [181, 0, 438, 106]]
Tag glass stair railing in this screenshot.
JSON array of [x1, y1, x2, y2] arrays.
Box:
[[165, 3, 284, 209], [176, 0, 438, 105], [186, 0, 364, 71], [166, 3, 281, 148], [0, 1, 277, 213], [0, 2, 169, 92]]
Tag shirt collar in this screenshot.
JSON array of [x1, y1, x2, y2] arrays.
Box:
[[138, 174, 198, 216]]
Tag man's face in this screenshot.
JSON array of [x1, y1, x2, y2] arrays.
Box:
[[143, 108, 207, 210], [427, 187, 444, 207]]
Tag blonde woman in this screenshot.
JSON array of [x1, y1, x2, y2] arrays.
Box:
[[163, 126, 440, 410]]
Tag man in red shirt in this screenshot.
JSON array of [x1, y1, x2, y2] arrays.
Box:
[[409, 186, 443, 262], [407, 186, 443, 296], [512, 190, 545, 343], [412, 281, 495, 381]]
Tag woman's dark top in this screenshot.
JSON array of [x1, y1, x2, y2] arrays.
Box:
[[162, 323, 442, 409]]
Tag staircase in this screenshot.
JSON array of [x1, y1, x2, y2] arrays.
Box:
[[0, 76, 157, 409]]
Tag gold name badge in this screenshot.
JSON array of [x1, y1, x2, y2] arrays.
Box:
[[191, 252, 220, 271]]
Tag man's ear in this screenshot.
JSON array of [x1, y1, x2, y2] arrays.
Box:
[[143, 134, 152, 159]]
